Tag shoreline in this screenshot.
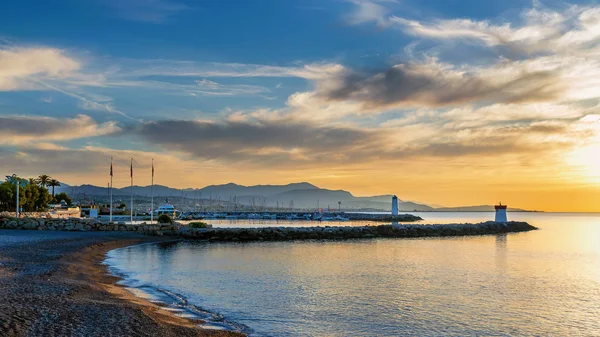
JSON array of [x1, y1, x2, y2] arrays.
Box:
[[0, 230, 244, 337], [0, 221, 538, 336], [105, 242, 249, 333]]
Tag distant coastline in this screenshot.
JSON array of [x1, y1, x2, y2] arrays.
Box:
[[55, 181, 539, 213]]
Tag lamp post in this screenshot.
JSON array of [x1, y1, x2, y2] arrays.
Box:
[[8, 175, 28, 218]]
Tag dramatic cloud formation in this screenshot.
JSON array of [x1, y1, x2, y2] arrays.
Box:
[[131, 111, 598, 168], [3, 1, 600, 210], [0, 114, 120, 144]]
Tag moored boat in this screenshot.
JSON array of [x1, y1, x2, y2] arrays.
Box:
[[153, 201, 182, 219]]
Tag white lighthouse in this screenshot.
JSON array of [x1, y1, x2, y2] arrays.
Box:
[[495, 203, 508, 223], [391, 195, 399, 216]]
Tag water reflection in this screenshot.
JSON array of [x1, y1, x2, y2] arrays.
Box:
[[106, 212, 600, 337]]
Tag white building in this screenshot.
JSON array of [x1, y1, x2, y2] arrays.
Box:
[[392, 195, 399, 216], [495, 203, 508, 223]]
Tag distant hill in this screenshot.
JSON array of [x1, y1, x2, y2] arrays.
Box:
[[54, 181, 531, 212], [55, 182, 433, 210]]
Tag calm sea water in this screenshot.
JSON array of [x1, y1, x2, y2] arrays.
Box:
[[105, 212, 600, 336]]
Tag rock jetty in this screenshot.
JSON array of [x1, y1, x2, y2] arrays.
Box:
[[0, 217, 537, 241], [176, 221, 536, 241]]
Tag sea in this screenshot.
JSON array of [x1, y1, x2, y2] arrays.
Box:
[[104, 212, 600, 336]]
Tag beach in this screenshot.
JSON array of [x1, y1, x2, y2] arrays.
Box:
[[0, 230, 243, 337]]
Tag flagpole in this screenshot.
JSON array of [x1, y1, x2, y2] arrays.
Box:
[[151, 158, 154, 224], [109, 157, 113, 222], [16, 180, 19, 218], [130, 158, 134, 224]]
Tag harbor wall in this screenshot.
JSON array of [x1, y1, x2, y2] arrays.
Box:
[[0, 217, 177, 235], [0, 217, 537, 240]]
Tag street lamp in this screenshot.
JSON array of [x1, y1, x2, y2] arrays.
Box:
[[7, 174, 29, 218]]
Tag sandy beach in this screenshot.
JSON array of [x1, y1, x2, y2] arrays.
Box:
[[0, 230, 244, 337]]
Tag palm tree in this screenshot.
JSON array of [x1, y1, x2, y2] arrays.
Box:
[[47, 179, 61, 197], [37, 174, 51, 187]]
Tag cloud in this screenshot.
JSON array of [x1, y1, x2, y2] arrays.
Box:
[[130, 109, 599, 167], [111, 78, 271, 97], [389, 6, 600, 56], [314, 58, 568, 109], [133, 117, 380, 165], [0, 46, 80, 91], [100, 0, 189, 23], [346, 2, 600, 58], [0, 114, 120, 144], [345, 0, 393, 26], [115, 60, 345, 80], [0, 43, 349, 122], [0, 144, 228, 188]]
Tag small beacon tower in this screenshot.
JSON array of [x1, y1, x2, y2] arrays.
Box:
[[392, 195, 399, 216], [495, 203, 508, 223]]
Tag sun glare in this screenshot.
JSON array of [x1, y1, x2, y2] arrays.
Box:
[[567, 143, 600, 184]]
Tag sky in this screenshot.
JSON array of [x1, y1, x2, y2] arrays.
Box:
[[1, 0, 600, 211]]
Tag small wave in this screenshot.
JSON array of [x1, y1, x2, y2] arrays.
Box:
[[104, 247, 252, 335]]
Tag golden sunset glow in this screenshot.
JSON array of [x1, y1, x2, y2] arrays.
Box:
[[1, 2, 600, 212]]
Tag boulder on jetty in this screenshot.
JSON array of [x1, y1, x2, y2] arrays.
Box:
[[0, 216, 537, 241]]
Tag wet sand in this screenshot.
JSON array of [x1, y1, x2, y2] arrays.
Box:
[[0, 230, 244, 337]]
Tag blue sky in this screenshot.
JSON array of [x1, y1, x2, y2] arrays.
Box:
[[1, 0, 600, 210]]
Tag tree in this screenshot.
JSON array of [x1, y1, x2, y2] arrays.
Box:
[[0, 182, 15, 212], [0, 180, 53, 212], [20, 184, 52, 212], [47, 179, 61, 196], [37, 174, 51, 187], [52, 192, 72, 206]]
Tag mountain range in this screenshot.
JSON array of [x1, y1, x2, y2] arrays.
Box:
[[56, 182, 529, 212]]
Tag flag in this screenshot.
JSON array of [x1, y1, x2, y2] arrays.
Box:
[[130, 158, 133, 178], [152, 159, 154, 178], [110, 158, 113, 177]]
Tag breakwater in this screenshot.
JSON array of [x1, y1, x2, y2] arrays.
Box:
[[0, 217, 177, 235], [176, 222, 536, 241], [0, 217, 537, 240]]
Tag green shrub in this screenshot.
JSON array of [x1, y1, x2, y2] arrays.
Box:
[[188, 221, 209, 228], [157, 214, 172, 224]]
